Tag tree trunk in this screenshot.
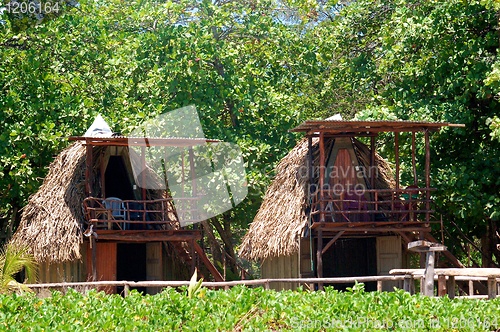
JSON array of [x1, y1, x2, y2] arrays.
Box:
[[211, 215, 239, 277], [200, 220, 223, 272]]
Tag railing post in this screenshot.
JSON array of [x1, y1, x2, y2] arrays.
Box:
[[124, 283, 130, 297], [487, 277, 497, 299], [403, 274, 413, 293]]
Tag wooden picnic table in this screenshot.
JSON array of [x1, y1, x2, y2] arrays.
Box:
[[390, 268, 500, 299]]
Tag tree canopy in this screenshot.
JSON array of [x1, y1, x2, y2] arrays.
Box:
[[1, 0, 499, 267]]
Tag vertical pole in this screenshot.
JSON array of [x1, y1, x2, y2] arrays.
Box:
[[424, 130, 431, 223], [190, 239, 196, 275], [91, 236, 97, 282], [411, 132, 418, 186], [394, 132, 400, 190], [319, 133, 325, 223], [370, 135, 376, 221], [141, 146, 147, 200], [308, 136, 313, 196], [437, 275, 446, 297], [447, 276, 456, 299], [100, 150, 106, 198], [316, 228, 323, 291], [487, 277, 497, 299], [189, 147, 197, 222], [424, 251, 435, 296], [370, 135, 376, 190]]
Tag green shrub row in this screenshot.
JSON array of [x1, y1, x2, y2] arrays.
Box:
[[1, 285, 499, 331]]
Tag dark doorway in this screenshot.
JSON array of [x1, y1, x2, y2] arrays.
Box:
[[117, 243, 147, 294], [320, 237, 377, 291], [105, 156, 134, 199]]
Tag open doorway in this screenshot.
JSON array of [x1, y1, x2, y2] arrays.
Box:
[[321, 237, 377, 291], [117, 243, 147, 294], [105, 156, 135, 200]]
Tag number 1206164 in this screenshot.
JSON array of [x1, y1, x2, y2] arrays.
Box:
[[4, 1, 60, 14]]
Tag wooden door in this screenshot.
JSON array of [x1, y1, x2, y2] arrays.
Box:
[[87, 242, 117, 294], [146, 242, 163, 294], [377, 236, 402, 291]]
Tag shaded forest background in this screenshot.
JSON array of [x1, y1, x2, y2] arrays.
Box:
[[1, 0, 500, 275]]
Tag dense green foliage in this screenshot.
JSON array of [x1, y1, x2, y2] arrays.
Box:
[[1, 0, 500, 267], [1, 286, 500, 331]]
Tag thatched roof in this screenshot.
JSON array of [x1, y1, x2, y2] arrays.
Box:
[[12, 141, 177, 264], [239, 137, 395, 261], [12, 142, 87, 263]]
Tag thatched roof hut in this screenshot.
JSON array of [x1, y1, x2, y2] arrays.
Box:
[[11, 141, 175, 264], [239, 137, 395, 261]]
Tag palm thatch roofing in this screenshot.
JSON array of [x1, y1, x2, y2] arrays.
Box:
[[11, 142, 88, 263], [11, 141, 176, 264], [239, 137, 395, 261]]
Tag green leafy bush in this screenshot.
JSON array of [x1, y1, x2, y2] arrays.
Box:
[[0, 286, 499, 331]]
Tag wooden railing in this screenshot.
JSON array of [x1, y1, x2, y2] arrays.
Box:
[[25, 274, 500, 299], [310, 188, 436, 223], [82, 197, 201, 230]]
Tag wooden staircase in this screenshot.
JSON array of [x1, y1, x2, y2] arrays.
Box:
[[165, 240, 224, 282]]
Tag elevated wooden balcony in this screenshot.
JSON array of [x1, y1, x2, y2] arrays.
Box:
[[82, 196, 201, 231], [310, 187, 436, 224]]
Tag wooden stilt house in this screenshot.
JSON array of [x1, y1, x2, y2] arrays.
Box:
[[239, 120, 464, 290], [12, 134, 224, 294]]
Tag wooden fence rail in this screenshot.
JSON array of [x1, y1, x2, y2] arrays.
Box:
[[25, 275, 500, 298]]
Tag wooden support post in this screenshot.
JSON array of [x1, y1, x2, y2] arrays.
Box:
[[190, 239, 196, 275], [437, 275, 446, 297], [91, 236, 97, 282], [141, 146, 147, 201], [468, 280, 474, 296], [424, 251, 435, 296], [189, 147, 197, 221], [124, 283, 130, 297], [316, 228, 324, 291], [377, 280, 383, 292], [319, 132, 325, 222], [447, 276, 456, 299], [424, 130, 430, 223], [411, 132, 417, 186], [308, 136, 313, 205], [370, 135, 376, 220], [403, 274, 413, 293], [394, 132, 400, 190], [487, 277, 497, 299]]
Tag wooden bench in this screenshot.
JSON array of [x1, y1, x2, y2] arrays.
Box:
[[390, 268, 500, 299]]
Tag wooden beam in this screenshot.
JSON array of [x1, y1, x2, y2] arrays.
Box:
[[91, 236, 97, 281], [321, 231, 345, 255], [424, 130, 430, 222], [395, 132, 400, 190], [316, 228, 323, 290], [319, 132, 325, 222], [193, 242, 224, 282], [411, 132, 417, 186]]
